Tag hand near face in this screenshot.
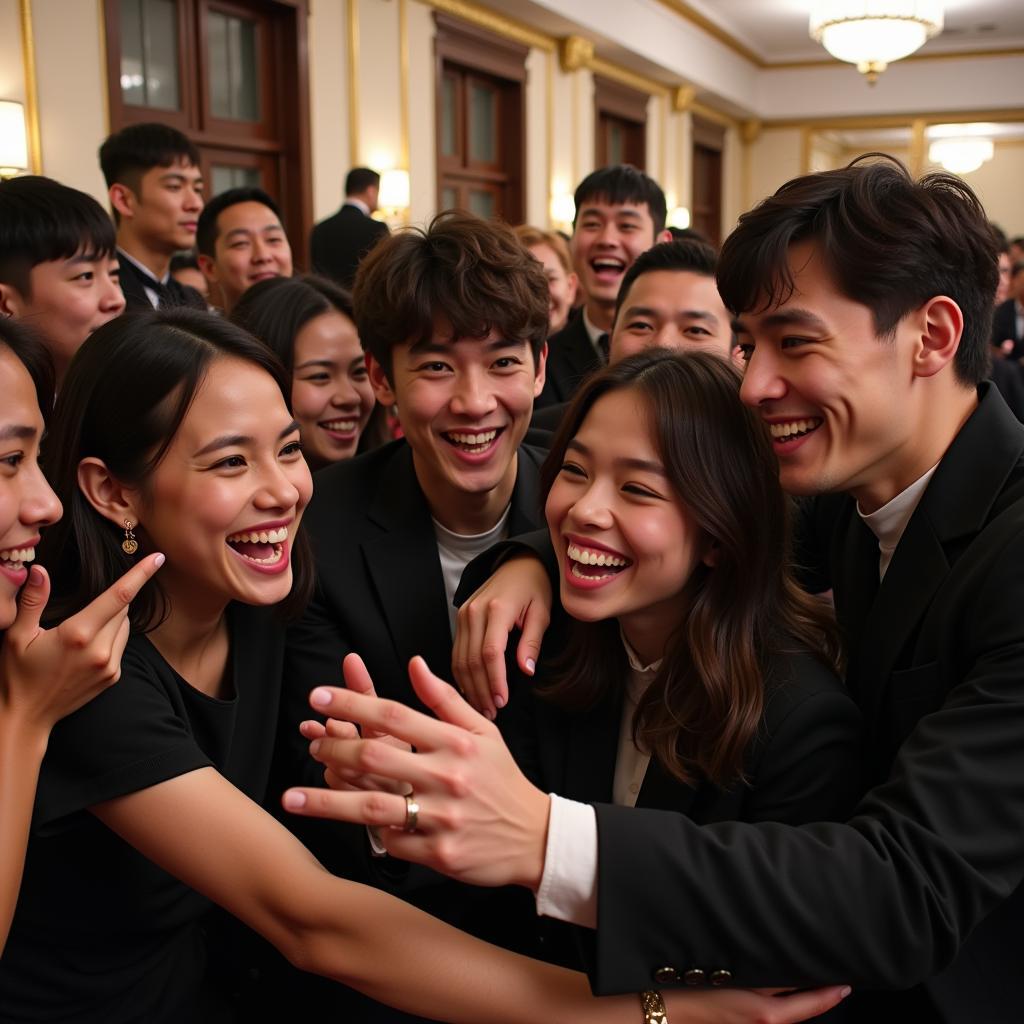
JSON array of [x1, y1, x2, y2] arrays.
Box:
[[0, 553, 164, 733], [452, 552, 552, 718], [283, 655, 551, 890]]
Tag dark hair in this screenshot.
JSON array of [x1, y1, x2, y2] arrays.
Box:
[[99, 123, 200, 193], [0, 318, 55, 421], [352, 211, 549, 376], [668, 226, 711, 245], [717, 155, 998, 386], [196, 187, 283, 257], [38, 308, 313, 631], [169, 251, 201, 274], [573, 165, 668, 235], [346, 167, 381, 195], [989, 222, 1009, 252], [539, 349, 841, 788], [231, 274, 355, 376], [0, 176, 116, 296], [614, 238, 718, 321]]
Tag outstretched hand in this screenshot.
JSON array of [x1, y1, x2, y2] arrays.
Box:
[[0, 554, 165, 733], [452, 552, 552, 718], [663, 985, 851, 1023], [284, 655, 550, 889]]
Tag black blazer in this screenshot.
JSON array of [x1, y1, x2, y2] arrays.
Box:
[[309, 203, 389, 287], [536, 309, 604, 408], [581, 384, 1024, 1022], [116, 252, 205, 312], [992, 298, 1022, 358]]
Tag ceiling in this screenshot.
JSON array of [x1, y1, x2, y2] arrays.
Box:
[[682, 0, 1024, 63]]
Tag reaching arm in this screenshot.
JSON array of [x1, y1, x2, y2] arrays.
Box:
[[94, 766, 846, 1024]]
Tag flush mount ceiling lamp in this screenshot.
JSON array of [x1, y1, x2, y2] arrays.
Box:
[[809, 2, 944, 84], [928, 137, 994, 174]]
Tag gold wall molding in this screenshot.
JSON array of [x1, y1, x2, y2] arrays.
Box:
[[691, 100, 738, 130], [672, 85, 696, 112], [559, 35, 593, 73], [399, 0, 409, 170], [347, 0, 360, 164], [909, 118, 926, 176], [764, 46, 1024, 71], [18, 0, 42, 173], [653, 0, 761, 65], [764, 109, 1024, 131], [419, 0, 554, 52], [742, 119, 762, 144], [588, 54, 667, 98]]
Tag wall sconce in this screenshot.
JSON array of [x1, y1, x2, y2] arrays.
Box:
[[550, 192, 576, 230], [0, 100, 29, 178], [378, 168, 410, 220], [667, 206, 691, 230]]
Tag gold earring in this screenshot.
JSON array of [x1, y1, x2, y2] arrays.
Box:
[[122, 520, 139, 555]]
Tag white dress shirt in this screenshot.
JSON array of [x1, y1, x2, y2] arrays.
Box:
[[858, 463, 939, 580]]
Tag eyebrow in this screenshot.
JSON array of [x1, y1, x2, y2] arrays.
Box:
[[567, 438, 667, 476], [224, 223, 284, 240], [194, 419, 300, 456], [409, 336, 526, 356], [0, 424, 37, 442], [734, 307, 829, 335], [295, 359, 335, 370], [578, 206, 644, 221], [623, 304, 718, 323]]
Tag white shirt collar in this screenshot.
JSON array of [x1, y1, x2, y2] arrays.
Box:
[[858, 462, 940, 579], [582, 307, 608, 354], [345, 197, 371, 216], [118, 247, 170, 285]]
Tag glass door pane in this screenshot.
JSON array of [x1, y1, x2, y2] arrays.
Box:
[[211, 163, 262, 195], [468, 81, 497, 164], [468, 188, 496, 220], [120, 0, 180, 110], [208, 9, 260, 122]]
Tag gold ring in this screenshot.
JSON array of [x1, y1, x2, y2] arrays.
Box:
[[403, 792, 420, 833]]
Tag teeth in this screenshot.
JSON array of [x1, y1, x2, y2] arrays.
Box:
[[233, 543, 284, 565], [447, 429, 498, 446], [768, 419, 820, 440], [226, 526, 289, 545], [0, 547, 35, 564], [571, 563, 619, 580], [567, 544, 628, 568], [321, 420, 357, 432]]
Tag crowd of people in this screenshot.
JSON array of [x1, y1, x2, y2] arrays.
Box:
[[0, 119, 1022, 1024]]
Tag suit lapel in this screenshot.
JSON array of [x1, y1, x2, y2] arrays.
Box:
[[561, 696, 621, 805], [636, 756, 698, 815], [361, 446, 454, 692], [508, 445, 545, 534]]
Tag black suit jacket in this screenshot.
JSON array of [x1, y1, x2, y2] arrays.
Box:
[[992, 298, 1022, 358], [309, 203, 389, 287], [578, 384, 1024, 1022], [116, 252, 205, 312], [535, 309, 604, 408]]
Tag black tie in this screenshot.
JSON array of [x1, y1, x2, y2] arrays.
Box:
[[597, 332, 610, 362]]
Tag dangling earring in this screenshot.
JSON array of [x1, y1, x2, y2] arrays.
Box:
[[122, 520, 139, 554]]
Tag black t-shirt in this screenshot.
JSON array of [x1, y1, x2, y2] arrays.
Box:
[[0, 603, 285, 1024]]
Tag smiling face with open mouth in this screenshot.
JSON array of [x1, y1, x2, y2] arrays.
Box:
[[129, 356, 312, 614], [368, 325, 545, 532], [0, 348, 63, 628], [545, 387, 709, 662]]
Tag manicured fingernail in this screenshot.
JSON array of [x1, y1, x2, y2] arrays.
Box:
[[27, 566, 43, 585], [153, 553, 166, 567], [840, 987, 852, 999], [309, 739, 321, 756], [525, 658, 536, 674], [282, 790, 306, 810], [493, 694, 506, 709], [310, 687, 332, 706]]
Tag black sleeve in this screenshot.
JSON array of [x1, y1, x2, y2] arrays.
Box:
[[454, 528, 559, 606], [585, 536, 1024, 994]]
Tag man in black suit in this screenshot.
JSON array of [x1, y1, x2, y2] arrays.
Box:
[[291, 159, 1024, 1022], [98, 123, 206, 312], [532, 238, 733, 432], [537, 165, 672, 408], [992, 261, 1024, 358], [310, 167, 390, 288]]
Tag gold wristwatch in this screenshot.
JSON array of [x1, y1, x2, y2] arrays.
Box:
[[640, 990, 668, 1024]]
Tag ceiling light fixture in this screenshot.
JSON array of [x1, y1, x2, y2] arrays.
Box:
[[809, 2, 944, 84], [928, 137, 994, 175]]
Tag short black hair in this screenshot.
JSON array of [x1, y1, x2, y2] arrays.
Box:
[[169, 251, 201, 274], [573, 165, 668, 235], [98, 122, 200, 192], [718, 155, 998, 387], [0, 175, 116, 297], [346, 167, 381, 195], [0, 317, 55, 420], [614, 238, 718, 320], [196, 187, 283, 257], [231, 274, 354, 375]]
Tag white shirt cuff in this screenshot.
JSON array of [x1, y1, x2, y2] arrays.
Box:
[[367, 825, 387, 857], [534, 793, 598, 929]]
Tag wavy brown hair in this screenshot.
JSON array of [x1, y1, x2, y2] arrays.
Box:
[[539, 349, 841, 788]]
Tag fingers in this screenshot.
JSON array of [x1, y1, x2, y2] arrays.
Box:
[[762, 985, 851, 1023], [7, 564, 50, 641], [408, 656, 487, 734], [514, 597, 549, 680], [282, 785, 408, 828], [342, 652, 379, 696], [72, 552, 165, 634], [308, 685, 465, 752], [309, 733, 433, 793], [453, 595, 498, 717]]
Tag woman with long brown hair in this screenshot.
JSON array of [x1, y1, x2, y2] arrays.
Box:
[[284, 349, 862, 1007]]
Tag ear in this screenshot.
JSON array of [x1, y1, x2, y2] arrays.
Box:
[[196, 252, 219, 285], [366, 352, 397, 405], [910, 295, 962, 380], [656, 229, 673, 244], [77, 457, 142, 530], [532, 342, 548, 397], [566, 271, 579, 306], [108, 183, 137, 222], [0, 281, 27, 319]]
